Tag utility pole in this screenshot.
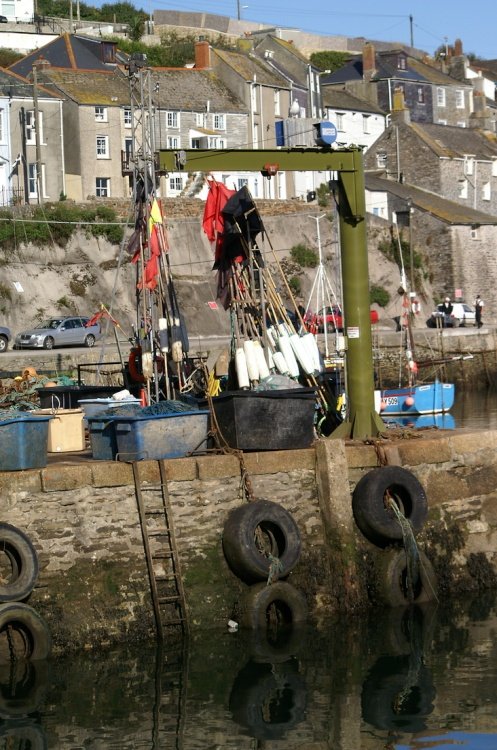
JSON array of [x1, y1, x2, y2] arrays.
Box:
[[19, 108, 29, 204], [409, 15, 414, 48], [32, 66, 43, 205]]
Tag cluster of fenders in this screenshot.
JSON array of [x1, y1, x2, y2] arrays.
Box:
[[221, 464, 436, 637]]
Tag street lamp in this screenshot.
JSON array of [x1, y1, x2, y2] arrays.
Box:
[[237, 1, 248, 19]]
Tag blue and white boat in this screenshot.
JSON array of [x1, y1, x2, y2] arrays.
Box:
[[376, 380, 455, 417]]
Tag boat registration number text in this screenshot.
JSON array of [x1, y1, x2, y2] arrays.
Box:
[[384, 396, 399, 405]]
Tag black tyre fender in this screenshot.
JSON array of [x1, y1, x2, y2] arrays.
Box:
[[0, 603, 51, 662], [361, 654, 436, 732], [0, 719, 47, 750], [222, 500, 302, 583], [375, 548, 438, 608], [248, 623, 305, 664], [381, 603, 437, 656], [0, 523, 39, 602], [0, 659, 49, 718], [240, 581, 308, 630], [229, 659, 307, 741], [352, 466, 428, 548]]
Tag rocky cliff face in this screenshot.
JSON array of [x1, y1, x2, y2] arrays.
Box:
[[0, 200, 428, 341]]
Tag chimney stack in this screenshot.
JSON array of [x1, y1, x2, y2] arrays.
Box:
[[195, 41, 211, 69], [362, 43, 376, 82]]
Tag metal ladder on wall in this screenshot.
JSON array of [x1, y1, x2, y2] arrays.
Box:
[[132, 460, 189, 641]]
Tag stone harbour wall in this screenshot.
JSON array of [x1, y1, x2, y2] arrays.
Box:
[[2, 427, 497, 654]]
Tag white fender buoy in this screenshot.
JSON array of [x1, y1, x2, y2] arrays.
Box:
[[253, 340, 270, 380], [273, 351, 289, 375], [158, 318, 169, 354], [301, 332, 322, 373], [171, 340, 183, 363], [289, 334, 314, 375], [266, 326, 277, 347], [267, 348, 275, 370], [278, 336, 300, 378], [235, 347, 250, 389], [141, 351, 154, 379], [243, 339, 260, 382]]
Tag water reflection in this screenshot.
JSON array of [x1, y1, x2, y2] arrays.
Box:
[[382, 389, 497, 431], [2, 597, 497, 748]]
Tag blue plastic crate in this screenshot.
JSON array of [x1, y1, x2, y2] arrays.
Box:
[[87, 416, 119, 461], [0, 414, 52, 471], [113, 410, 209, 461]]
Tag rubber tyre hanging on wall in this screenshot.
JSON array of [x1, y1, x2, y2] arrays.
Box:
[[0, 523, 39, 602], [375, 548, 438, 608], [240, 581, 308, 630], [352, 466, 428, 548], [0, 603, 51, 662], [229, 659, 307, 741], [223, 500, 302, 583]]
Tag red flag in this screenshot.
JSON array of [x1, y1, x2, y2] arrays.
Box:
[[202, 178, 235, 263]]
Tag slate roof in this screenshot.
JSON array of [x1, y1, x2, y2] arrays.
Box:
[[149, 69, 247, 112], [322, 87, 385, 115], [365, 174, 497, 225], [409, 122, 497, 160], [35, 68, 130, 106], [0, 67, 61, 100], [9, 34, 120, 78], [322, 49, 470, 88], [213, 49, 290, 88]]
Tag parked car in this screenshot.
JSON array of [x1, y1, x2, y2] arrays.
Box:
[[14, 316, 102, 350], [305, 305, 379, 332], [0, 15, 8, 23], [426, 302, 476, 329], [0, 325, 11, 353]]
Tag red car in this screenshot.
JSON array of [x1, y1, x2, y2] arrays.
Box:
[[305, 305, 379, 333]]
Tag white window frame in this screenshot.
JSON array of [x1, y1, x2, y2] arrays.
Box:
[[456, 90, 465, 109], [167, 135, 180, 149], [0, 109, 4, 142], [213, 113, 226, 131], [397, 55, 406, 70], [169, 176, 183, 192], [482, 181, 491, 201], [336, 113, 345, 131], [362, 115, 370, 134], [492, 160, 497, 177], [94, 106, 108, 122], [274, 90, 280, 116], [96, 177, 110, 197], [464, 157, 474, 176], [195, 112, 205, 127], [28, 162, 38, 198], [437, 87, 446, 107], [123, 108, 132, 127], [166, 111, 179, 129], [251, 84, 258, 113], [459, 179, 468, 199], [417, 87, 425, 104], [376, 153, 387, 168], [237, 178, 249, 190], [25, 110, 43, 145], [96, 135, 109, 159], [470, 226, 479, 240]]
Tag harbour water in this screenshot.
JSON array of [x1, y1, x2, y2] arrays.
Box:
[[4, 596, 497, 749]]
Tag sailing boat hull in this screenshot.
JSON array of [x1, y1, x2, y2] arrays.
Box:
[[376, 381, 455, 416]]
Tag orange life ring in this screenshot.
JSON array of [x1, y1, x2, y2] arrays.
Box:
[[128, 347, 146, 384]]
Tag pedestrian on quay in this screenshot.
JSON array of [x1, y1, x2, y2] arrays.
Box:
[[474, 294, 484, 329]]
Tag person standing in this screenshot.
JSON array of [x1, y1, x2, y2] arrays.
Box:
[[474, 294, 484, 328]]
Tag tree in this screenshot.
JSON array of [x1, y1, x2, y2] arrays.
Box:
[[310, 50, 350, 73]]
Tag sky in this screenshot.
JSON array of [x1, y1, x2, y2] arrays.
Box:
[[141, 0, 497, 60]]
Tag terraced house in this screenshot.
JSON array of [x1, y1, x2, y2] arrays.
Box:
[[0, 68, 64, 205]]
